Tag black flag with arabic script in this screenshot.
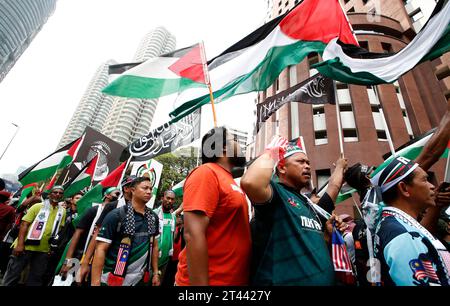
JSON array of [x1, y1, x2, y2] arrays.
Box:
[[121, 109, 201, 162], [256, 73, 335, 131]]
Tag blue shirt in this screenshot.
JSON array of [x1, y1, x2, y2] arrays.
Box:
[[375, 210, 449, 286]]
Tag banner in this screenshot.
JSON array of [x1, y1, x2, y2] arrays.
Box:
[[57, 127, 125, 186], [256, 73, 335, 131], [124, 108, 201, 161], [130, 159, 163, 209]]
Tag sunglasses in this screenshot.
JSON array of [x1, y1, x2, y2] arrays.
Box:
[[52, 191, 64, 195]]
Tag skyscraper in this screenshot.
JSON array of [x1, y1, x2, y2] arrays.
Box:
[[102, 27, 176, 146], [58, 60, 117, 147], [0, 0, 57, 83], [58, 26, 176, 148]]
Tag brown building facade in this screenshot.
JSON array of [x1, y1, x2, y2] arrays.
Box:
[[252, 0, 449, 216]]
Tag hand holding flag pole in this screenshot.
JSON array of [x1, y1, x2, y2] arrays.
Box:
[[199, 41, 218, 128]]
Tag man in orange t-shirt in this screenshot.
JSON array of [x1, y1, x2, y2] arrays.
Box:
[[175, 127, 251, 286]]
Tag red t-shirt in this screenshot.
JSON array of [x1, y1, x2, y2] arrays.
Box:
[[175, 163, 251, 286]]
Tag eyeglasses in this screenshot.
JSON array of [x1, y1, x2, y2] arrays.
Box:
[[52, 191, 64, 195]]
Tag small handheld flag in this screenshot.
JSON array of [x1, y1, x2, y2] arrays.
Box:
[[331, 225, 353, 273]]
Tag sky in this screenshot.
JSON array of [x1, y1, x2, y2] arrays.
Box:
[[0, 0, 268, 178]]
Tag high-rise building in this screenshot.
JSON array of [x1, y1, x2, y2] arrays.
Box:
[[58, 60, 117, 147], [0, 0, 57, 83], [102, 27, 176, 146], [58, 27, 176, 148], [255, 0, 448, 216]]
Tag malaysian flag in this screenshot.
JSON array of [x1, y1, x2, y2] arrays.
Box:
[[114, 242, 130, 276], [30, 221, 45, 239], [332, 226, 353, 273], [410, 259, 439, 282]]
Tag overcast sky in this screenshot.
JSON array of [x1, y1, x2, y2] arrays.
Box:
[[0, 0, 267, 177]]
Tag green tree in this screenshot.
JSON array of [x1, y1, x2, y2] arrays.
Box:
[[154, 147, 198, 208]]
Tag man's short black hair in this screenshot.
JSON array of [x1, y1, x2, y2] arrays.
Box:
[[130, 176, 151, 188], [201, 126, 229, 164], [164, 190, 175, 197], [382, 170, 416, 204]]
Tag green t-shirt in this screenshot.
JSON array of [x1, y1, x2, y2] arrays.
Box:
[[154, 207, 176, 267], [250, 180, 335, 285], [12, 202, 66, 253]]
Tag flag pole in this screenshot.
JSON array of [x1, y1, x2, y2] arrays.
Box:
[[444, 140, 450, 183], [117, 155, 132, 189], [373, 85, 396, 157], [333, 81, 345, 157], [199, 41, 217, 128]]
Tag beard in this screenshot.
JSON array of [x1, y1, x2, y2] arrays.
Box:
[[229, 156, 247, 168]]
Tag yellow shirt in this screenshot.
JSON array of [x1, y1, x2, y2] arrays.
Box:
[[12, 202, 66, 253]]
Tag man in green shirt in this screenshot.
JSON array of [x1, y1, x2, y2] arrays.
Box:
[[241, 136, 347, 285], [153, 190, 180, 285], [2, 186, 66, 286]]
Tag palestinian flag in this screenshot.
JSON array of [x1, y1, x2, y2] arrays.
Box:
[[169, 0, 358, 121], [101, 44, 207, 99], [317, 182, 357, 204], [314, 0, 450, 85], [172, 179, 185, 197], [370, 128, 449, 179], [19, 136, 84, 186], [73, 160, 127, 226], [63, 154, 99, 198], [17, 183, 38, 208]]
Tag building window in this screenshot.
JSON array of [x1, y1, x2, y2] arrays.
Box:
[[394, 81, 414, 137], [316, 169, 331, 189], [343, 129, 358, 142], [285, 1, 289, 7], [289, 65, 297, 87], [362, 0, 369, 4], [377, 130, 387, 140], [308, 53, 320, 77], [278, 1, 282, 6], [348, 6, 355, 13], [314, 130, 328, 145], [410, 8, 424, 22], [294, 0, 299, 4], [381, 42, 393, 54], [436, 66, 450, 81], [359, 41, 369, 51], [279, 8, 282, 15], [313, 106, 325, 115]]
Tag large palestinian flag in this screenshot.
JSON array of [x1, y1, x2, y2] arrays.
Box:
[[63, 154, 99, 198], [101, 44, 207, 99], [74, 160, 127, 225], [19, 136, 84, 186], [169, 0, 358, 121], [315, 0, 450, 85]]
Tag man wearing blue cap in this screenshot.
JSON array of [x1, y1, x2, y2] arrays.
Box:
[[3, 185, 66, 286], [373, 156, 450, 286]]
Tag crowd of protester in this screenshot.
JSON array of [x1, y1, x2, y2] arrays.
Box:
[[0, 106, 449, 286]]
